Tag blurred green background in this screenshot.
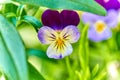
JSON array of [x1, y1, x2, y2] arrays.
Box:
[[0, 0, 120, 80]]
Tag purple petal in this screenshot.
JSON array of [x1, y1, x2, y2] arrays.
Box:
[[60, 10, 80, 28], [82, 10, 118, 28], [88, 26, 112, 42], [42, 9, 80, 30], [82, 12, 101, 25], [38, 26, 57, 44], [95, 0, 120, 10], [41, 9, 62, 30], [60, 25, 80, 43], [104, 9, 118, 28], [47, 41, 73, 59]]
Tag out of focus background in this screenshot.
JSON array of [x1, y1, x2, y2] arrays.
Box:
[[0, 0, 120, 80]]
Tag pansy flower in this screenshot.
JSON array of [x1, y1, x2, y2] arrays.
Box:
[[95, 0, 120, 23], [38, 9, 80, 59], [95, 0, 120, 10], [82, 10, 118, 42]]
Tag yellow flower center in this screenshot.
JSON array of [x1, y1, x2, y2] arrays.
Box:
[[55, 37, 65, 50], [51, 32, 70, 53], [95, 21, 106, 33]]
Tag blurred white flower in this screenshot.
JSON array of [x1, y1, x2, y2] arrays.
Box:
[[0, 0, 11, 4], [107, 61, 120, 80], [0, 75, 5, 80]]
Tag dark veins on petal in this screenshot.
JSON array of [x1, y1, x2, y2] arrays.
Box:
[[41, 9, 80, 30]]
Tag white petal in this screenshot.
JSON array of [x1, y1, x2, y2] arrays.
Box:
[[47, 41, 73, 59]]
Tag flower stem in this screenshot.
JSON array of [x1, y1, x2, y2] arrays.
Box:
[[78, 24, 90, 80], [65, 57, 73, 80]]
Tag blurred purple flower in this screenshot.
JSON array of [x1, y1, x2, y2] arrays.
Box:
[[38, 9, 80, 59], [95, 0, 120, 23], [82, 10, 118, 42], [95, 0, 120, 10]]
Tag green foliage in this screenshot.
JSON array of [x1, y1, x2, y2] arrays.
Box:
[[28, 63, 45, 80], [116, 32, 120, 49], [0, 35, 18, 80], [0, 15, 28, 80], [16, 5, 25, 17], [1, 3, 17, 14], [0, 0, 119, 80], [27, 49, 48, 59], [27, 49, 56, 62], [76, 24, 107, 80], [12, 0, 106, 15], [21, 15, 42, 32], [0, 72, 2, 77], [77, 24, 90, 80], [79, 24, 89, 69], [91, 64, 99, 77]]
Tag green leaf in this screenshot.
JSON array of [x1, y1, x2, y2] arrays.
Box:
[[5, 12, 16, 18], [78, 24, 89, 70], [0, 72, 2, 77], [75, 71, 82, 80], [0, 35, 18, 80], [93, 70, 107, 80], [27, 49, 56, 62], [12, 0, 106, 15], [5, 12, 17, 26], [21, 15, 42, 31], [92, 64, 99, 77], [2, 4, 26, 26], [0, 15, 28, 80], [24, 5, 39, 16], [28, 63, 45, 80], [16, 5, 25, 17], [77, 24, 90, 80], [116, 32, 120, 49], [27, 49, 48, 59], [1, 4, 17, 26], [2, 3, 18, 14], [1, 3, 26, 16]]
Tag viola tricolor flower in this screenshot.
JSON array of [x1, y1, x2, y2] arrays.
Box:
[[38, 9, 80, 59], [95, 0, 120, 23], [82, 10, 118, 42], [95, 0, 120, 10]]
